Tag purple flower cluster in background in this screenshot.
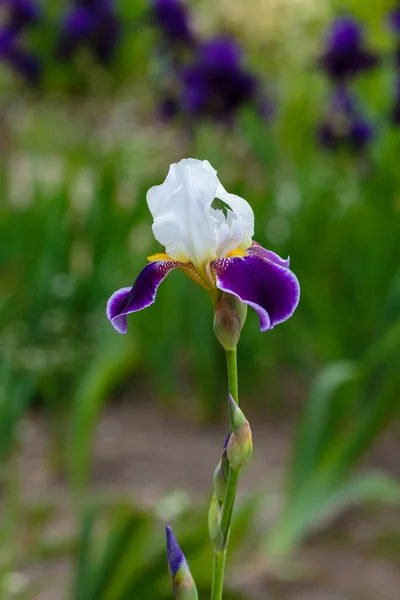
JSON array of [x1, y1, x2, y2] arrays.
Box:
[[150, 0, 269, 124], [318, 16, 378, 152], [318, 87, 373, 151], [388, 3, 400, 124], [58, 0, 121, 64], [0, 0, 42, 84]]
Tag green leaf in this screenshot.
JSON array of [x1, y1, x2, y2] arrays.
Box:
[[288, 360, 361, 495], [67, 326, 138, 490], [71, 506, 98, 600], [266, 472, 400, 558]]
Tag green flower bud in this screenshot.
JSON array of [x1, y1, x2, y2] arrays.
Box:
[[228, 393, 246, 430], [227, 420, 253, 470], [213, 293, 247, 351], [208, 493, 224, 553]]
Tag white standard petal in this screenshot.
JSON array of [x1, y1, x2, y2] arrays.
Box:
[[215, 183, 254, 251], [212, 209, 244, 257], [147, 159, 219, 266], [146, 158, 255, 267]]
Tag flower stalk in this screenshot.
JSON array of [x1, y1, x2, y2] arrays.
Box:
[[210, 348, 247, 600]]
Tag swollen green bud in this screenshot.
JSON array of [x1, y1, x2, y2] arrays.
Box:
[[208, 493, 224, 553], [213, 293, 247, 351], [227, 420, 253, 470], [227, 394, 246, 430]]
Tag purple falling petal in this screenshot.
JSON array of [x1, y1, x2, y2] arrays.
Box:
[[106, 260, 179, 334], [212, 247, 300, 332], [250, 242, 290, 268]]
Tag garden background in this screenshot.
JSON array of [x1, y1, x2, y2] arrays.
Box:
[[1, 0, 400, 598]]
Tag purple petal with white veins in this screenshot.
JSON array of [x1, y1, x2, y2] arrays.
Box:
[[249, 241, 290, 268], [213, 250, 300, 331], [106, 260, 178, 333]]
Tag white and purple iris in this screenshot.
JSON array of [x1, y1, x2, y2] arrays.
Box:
[[107, 158, 300, 334]]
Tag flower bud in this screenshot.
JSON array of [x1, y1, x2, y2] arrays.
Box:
[[166, 526, 199, 600], [213, 435, 230, 503], [213, 293, 247, 351], [227, 420, 253, 470], [213, 460, 226, 504], [227, 393, 246, 430], [208, 493, 224, 553]]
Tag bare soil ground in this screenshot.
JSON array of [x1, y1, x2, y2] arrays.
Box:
[[13, 401, 400, 600]]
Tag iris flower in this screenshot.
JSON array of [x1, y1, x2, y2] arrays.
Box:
[[107, 159, 300, 334], [180, 37, 259, 120], [318, 87, 373, 151], [318, 17, 379, 81], [151, 0, 195, 47], [58, 0, 121, 63], [0, 0, 40, 32], [388, 5, 400, 33], [0, 28, 41, 84], [391, 77, 400, 125]]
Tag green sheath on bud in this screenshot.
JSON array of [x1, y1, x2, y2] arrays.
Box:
[[213, 460, 226, 504], [227, 420, 253, 470], [228, 393, 246, 431], [213, 293, 247, 351], [213, 451, 229, 504], [208, 493, 224, 553]]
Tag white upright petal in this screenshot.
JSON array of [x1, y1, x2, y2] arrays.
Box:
[[146, 158, 255, 267], [147, 159, 219, 265], [215, 184, 254, 251]]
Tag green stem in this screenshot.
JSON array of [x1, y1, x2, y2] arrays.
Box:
[[210, 348, 241, 600], [211, 551, 226, 600], [220, 467, 240, 538], [226, 349, 238, 411]]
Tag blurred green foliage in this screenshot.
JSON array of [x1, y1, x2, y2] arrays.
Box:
[[1, 0, 400, 597]]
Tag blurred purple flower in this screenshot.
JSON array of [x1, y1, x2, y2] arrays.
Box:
[[159, 96, 180, 120], [391, 77, 400, 125], [388, 6, 400, 32], [0, 0, 40, 32], [179, 37, 262, 120], [58, 0, 121, 63], [318, 17, 379, 81], [0, 28, 41, 84], [152, 0, 194, 46], [318, 87, 374, 151]]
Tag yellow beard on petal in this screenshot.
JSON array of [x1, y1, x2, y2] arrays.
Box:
[[179, 263, 210, 291], [147, 253, 210, 292], [225, 247, 248, 258], [147, 253, 172, 262]]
